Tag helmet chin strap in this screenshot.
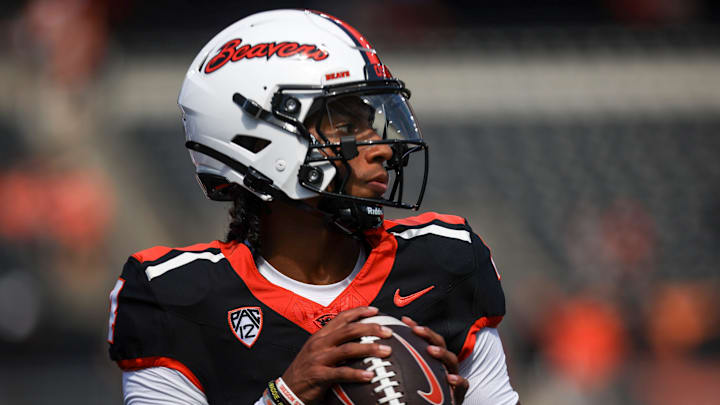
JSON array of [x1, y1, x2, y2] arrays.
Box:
[[317, 197, 384, 235], [274, 193, 383, 238]]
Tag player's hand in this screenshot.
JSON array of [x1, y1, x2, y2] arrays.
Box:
[[281, 306, 394, 404], [402, 316, 469, 404]]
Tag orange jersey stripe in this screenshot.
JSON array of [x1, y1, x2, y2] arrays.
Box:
[[457, 316, 504, 363], [387, 212, 466, 227], [132, 241, 222, 263]]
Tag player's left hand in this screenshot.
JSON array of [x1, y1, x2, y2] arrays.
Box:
[[401, 316, 469, 404]]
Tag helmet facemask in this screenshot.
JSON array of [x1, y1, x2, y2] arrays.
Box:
[[293, 84, 428, 231]]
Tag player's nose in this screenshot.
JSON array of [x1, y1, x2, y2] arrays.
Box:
[[363, 133, 393, 163]]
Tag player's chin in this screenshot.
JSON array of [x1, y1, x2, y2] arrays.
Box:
[[353, 190, 386, 201], [363, 181, 388, 197]]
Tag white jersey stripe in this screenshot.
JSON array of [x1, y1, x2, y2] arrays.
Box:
[[107, 278, 126, 343], [145, 252, 225, 281], [391, 224, 471, 243]]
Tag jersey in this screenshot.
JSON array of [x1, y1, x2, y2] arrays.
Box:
[[107, 212, 506, 404]]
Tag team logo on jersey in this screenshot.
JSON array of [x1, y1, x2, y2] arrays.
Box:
[[314, 313, 337, 328], [228, 306, 263, 348], [205, 38, 329, 74]]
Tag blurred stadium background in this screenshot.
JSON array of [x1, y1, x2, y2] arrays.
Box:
[[1, 0, 719, 404]]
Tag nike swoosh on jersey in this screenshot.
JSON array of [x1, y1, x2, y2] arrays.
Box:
[[393, 286, 435, 307]]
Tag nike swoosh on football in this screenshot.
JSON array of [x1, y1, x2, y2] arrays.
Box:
[[394, 332, 445, 405], [393, 286, 435, 307]]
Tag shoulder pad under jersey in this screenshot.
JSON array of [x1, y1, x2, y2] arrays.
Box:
[[383, 212, 505, 357], [126, 241, 229, 306]]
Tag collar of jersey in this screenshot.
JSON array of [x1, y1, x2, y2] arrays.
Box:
[[220, 224, 397, 334], [254, 246, 366, 307]]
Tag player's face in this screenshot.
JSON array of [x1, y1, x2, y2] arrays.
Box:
[[310, 96, 393, 199]]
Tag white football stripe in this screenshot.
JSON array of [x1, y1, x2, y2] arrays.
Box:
[[145, 252, 225, 280], [392, 224, 471, 243]]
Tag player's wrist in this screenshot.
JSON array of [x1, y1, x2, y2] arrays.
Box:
[[275, 377, 305, 405], [262, 379, 286, 405], [263, 378, 305, 405]]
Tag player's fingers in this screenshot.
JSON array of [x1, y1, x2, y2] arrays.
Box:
[[407, 321, 447, 349], [327, 365, 376, 384], [317, 306, 379, 337], [448, 374, 469, 404], [427, 345, 460, 375], [401, 316, 418, 328], [325, 306, 379, 329], [323, 341, 392, 365], [325, 321, 392, 346]]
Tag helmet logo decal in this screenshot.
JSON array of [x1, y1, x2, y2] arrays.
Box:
[[325, 70, 350, 81], [205, 38, 329, 74], [371, 64, 393, 79]]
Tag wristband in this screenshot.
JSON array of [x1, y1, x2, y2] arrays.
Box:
[[263, 380, 287, 405], [275, 377, 306, 405]]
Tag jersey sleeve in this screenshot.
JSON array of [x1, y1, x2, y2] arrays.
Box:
[[108, 256, 207, 394], [109, 257, 168, 360], [444, 222, 506, 362]]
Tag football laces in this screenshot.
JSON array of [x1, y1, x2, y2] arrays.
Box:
[[360, 336, 405, 405]]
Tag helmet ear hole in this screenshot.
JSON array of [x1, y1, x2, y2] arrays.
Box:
[[232, 135, 271, 153], [197, 173, 236, 201]]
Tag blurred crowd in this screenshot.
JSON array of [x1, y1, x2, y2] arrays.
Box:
[[0, 0, 718, 404]]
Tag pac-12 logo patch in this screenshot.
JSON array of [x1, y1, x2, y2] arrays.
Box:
[[228, 306, 263, 348]]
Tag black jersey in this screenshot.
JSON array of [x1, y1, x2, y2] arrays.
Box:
[[107, 212, 505, 404]]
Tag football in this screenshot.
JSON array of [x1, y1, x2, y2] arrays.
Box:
[[325, 315, 454, 405]]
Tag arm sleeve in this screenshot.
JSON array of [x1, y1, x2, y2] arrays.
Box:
[[459, 328, 519, 405], [123, 368, 265, 405], [123, 368, 207, 405]]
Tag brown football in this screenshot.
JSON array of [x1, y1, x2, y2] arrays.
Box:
[[325, 315, 454, 405]]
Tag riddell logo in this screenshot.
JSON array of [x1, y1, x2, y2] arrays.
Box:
[[366, 206, 383, 216], [204, 38, 329, 74]]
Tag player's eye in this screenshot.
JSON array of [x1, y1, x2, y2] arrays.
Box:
[[334, 123, 354, 134]]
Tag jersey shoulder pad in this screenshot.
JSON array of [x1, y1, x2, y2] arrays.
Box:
[[385, 211, 472, 248], [127, 240, 231, 306], [131, 241, 224, 264]]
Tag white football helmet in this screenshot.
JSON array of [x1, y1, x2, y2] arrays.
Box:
[[178, 9, 428, 231]]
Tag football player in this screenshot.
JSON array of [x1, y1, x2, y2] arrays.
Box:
[[107, 9, 519, 405]]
